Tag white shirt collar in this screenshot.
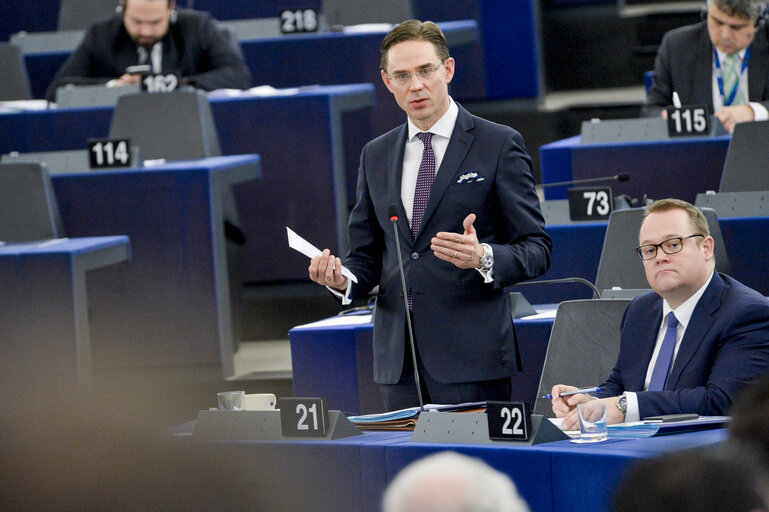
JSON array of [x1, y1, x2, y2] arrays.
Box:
[[407, 97, 458, 141], [715, 46, 747, 63], [662, 271, 715, 328]]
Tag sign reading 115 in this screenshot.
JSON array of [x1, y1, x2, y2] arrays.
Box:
[[87, 138, 132, 169]]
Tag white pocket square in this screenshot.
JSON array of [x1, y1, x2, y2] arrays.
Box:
[[457, 172, 486, 184]]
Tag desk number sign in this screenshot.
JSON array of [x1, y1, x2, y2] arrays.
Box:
[[568, 186, 613, 221], [142, 73, 180, 93], [278, 397, 328, 437], [87, 138, 132, 169], [665, 105, 710, 137], [280, 8, 319, 33], [486, 401, 531, 441]]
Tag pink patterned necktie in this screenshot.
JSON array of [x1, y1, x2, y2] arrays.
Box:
[[408, 132, 435, 310], [411, 132, 435, 239]]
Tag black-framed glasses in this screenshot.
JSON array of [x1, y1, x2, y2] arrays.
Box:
[[636, 234, 704, 260], [385, 63, 443, 85]]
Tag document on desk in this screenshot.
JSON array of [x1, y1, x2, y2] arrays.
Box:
[[286, 227, 357, 283], [548, 415, 729, 438]]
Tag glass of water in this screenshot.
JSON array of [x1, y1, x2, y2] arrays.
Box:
[[577, 402, 608, 442]]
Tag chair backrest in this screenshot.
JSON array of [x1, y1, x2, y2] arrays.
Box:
[[57, 0, 119, 31], [719, 121, 769, 193], [594, 207, 730, 293], [0, 163, 65, 242], [109, 91, 222, 161], [533, 298, 632, 417], [0, 43, 33, 101], [322, 0, 413, 27]]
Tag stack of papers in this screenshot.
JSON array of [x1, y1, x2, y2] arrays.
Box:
[[347, 402, 485, 431], [550, 415, 729, 439]]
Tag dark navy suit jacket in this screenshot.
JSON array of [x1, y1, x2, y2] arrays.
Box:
[[647, 21, 769, 113], [598, 272, 769, 418], [343, 105, 551, 385]]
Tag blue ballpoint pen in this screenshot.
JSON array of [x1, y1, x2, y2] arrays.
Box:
[[541, 386, 602, 399]]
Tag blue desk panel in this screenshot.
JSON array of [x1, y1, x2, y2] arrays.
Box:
[[0, 236, 130, 391], [540, 135, 731, 203], [194, 426, 726, 512], [0, 85, 374, 283], [416, 0, 542, 100], [51, 156, 260, 375], [289, 314, 554, 415]]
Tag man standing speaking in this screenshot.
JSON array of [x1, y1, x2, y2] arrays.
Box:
[[309, 20, 551, 410]]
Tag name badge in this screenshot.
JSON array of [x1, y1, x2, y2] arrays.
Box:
[[280, 8, 319, 33], [486, 401, 532, 441], [278, 397, 328, 437], [665, 105, 710, 137], [87, 138, 132, 169], [568, 186, 613, 221], [142, 73, 180, 93]]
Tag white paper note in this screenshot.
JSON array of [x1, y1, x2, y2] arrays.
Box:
[[286, 227, 357, 283]]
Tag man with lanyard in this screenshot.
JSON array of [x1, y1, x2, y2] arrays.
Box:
[[646, 0, 769, 132]]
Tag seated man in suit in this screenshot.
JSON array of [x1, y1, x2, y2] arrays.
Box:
[[646, 0, 769, 132], [46, 0, 251, 100], [552, 198, 769, 428]]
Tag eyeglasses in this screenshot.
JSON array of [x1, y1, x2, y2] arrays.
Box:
[[385, 63, 442, 85], [636, 234, 704, 260]]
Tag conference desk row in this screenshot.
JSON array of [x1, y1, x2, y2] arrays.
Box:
[[0, 84, 374, 283], [5, 2, 541, 103], [290, 215, 769, 415], [539, 133, 731, 203], [189, 425, 727, 512], [20, 20, 485, 136]]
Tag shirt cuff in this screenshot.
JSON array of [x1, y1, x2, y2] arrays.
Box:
[[624, 391, 640, 423], [750, 102, 769, 121], [326, 279, 353, 306]]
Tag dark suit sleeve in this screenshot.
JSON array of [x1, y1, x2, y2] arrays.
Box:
[[45, 26, 113, 100], [487, 129, 551, 288], [636, 300, 769, 417], [343, 143, 385, 301], [646, 30, 675, 111], [182, 21, 252, 91]]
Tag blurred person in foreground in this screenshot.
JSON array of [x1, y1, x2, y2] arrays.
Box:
[[382, 451, 530, 512]]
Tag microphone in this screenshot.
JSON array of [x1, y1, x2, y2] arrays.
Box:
[[388, 205, 424, 412], [540, 173, 630, 189], [512, 277, 601, 299]]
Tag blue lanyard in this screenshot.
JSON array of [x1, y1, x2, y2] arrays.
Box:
[[714, 47, 750, 106]]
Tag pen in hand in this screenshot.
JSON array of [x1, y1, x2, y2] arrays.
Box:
[[541, 386, 602, 399]]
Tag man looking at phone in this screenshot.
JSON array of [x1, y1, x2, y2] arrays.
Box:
[[46, 0, 251, 100]]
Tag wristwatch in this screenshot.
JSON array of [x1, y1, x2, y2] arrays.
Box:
[[478, 243, 493, 271], [616, 394, 627, 418]]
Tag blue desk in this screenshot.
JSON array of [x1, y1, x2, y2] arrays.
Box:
[[51, 156, 260, 376], [0, 236, 130, 390], [193, 426, 726, 512], [289, 312, 555, 415], [539, 134, 731, 203], [21, 20, 483, 134], [0, 84, 374, 283]]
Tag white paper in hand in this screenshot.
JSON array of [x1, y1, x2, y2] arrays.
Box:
[[286, 227, 357, 283]]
